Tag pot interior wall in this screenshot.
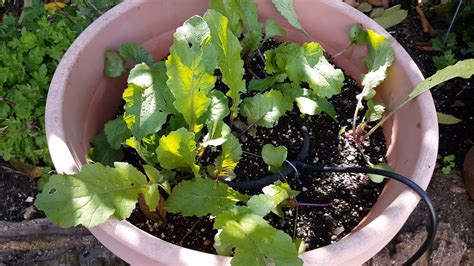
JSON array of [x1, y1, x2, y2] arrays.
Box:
[[47, 0, 435, 264]]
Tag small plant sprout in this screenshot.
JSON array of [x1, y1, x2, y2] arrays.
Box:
[[437, 154, 456, 174], [262, 144, 288, 173]]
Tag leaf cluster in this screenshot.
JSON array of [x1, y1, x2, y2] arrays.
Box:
[[0, 0, 121, 168], [35, 1, 398, 265]]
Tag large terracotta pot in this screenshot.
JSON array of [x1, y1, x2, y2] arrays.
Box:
[[45, 0, 438, 264]]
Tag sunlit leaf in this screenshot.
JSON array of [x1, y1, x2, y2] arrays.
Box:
[[166, 178, 248, 217], [204, 10, 245, 118], [214, 207, 303, 266], [36, 162, 147, 228], [156, 128, 200, 177], [166, 16, 217, 133]]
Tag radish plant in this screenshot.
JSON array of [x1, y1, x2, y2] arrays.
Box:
[[34, 0, 456, 265]]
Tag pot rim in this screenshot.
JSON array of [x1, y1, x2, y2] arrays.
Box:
[[45, 0, 438, 264]]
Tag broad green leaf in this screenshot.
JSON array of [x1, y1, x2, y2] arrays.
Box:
[[166, 16, 218, 133], [437, 112, 462, 125], [262, 144, 287, 173], [203, 91, 231, 147], [214, 134, 242, 180], [203, 122, 231, 148], [357, 2, 372, 13], [143, 184, 160, 210], [349, 24, 367, 45], [238, 0, 262, 56], [127, 62, 177, 114], [274, 82, 304, 101], [214, 207, 303, 266], [368, 163, 391, 183], [104, 51, 125, 77], [248, 74, 287, 92], [209, 0, 244, 36], [408, 59, 474, 100], [122, 83, 169, 140], [296, 91, 336, 120], [207, 90, 230, 123], [373, 6, 407, 29], [261, 90, 293, 128], [241, 90, 293, 129], [124, 137, 155, 165], [268, 42, 344, 98], [166, 178, 248, 217], [370, 7, 385, 18], [104, 116, 131, 150], [204, 10, 246, 118], [271, 0, 308, 35], [366, 99, 386, 122], [247, 181, 298, 216], [264, 19, 286, 40], [359, 29, 394, 100], [156, 128, 200, 177], [35, 162, 147, 228], [142, 164, 164, 184], [90, 131, 124, 166], [240, 93, 272, 127], [119, 43, 153, 65]]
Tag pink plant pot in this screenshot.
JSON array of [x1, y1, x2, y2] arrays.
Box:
[[45, 0, 438, 265]]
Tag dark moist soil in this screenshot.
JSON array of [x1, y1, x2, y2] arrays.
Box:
[[0, 164, 44, 222], [129, 39, 387, 253]]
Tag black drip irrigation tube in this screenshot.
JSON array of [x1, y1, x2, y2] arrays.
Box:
[[225, 124, 438, 265]]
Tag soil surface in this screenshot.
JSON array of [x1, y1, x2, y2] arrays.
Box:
[[0, 164, 44, 222], [129, 64, 386, 253]]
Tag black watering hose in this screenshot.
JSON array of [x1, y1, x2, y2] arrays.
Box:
[[225, 123, 438, 265], [296, 163, 438, 266], [225, 124, 310, 190]]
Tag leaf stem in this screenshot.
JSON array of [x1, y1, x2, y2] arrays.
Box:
[[363, 98, 409, 139], [179, 220, 200, 246], [331, 42, 353, 59], [292, 206, 299, 240]]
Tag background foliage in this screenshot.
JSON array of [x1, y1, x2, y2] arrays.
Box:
[[0, 0, 120, 169]]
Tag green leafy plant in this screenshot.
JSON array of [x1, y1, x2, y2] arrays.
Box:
[[347, 25, 474, 174], [437, 154, 455, 174], [0, 0, 121, 173], [34, 0, 457, 264], [262, 144, 288, 173], [432, 33, 458, 70], [370, 5, 408, 29]]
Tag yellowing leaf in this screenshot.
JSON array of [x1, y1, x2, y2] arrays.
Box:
[[166, 16, 217, 133], [156, 128, 200, 177], [214, 134, 242, 180], [360, 29, 394, 100]]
